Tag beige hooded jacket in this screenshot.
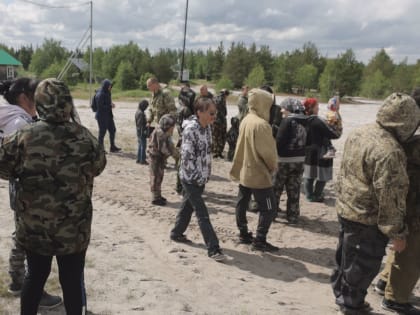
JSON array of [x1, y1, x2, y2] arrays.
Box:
[[230, 88, 277, 189], [336, 93, 420, 239]]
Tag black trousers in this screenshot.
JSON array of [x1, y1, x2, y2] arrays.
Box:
[[97, 114, 116, 147], [331, 216, 388, 309], [21, 250, 87, 315], [235, 185, 276, 240]]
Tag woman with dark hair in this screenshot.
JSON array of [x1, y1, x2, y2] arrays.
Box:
[[0, 78, 63, 309], [302, 98, 341, 202]]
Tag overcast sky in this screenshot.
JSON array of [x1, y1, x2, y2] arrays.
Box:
[[1, 0, 419, 64]]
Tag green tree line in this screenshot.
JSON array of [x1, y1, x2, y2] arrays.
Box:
[[2, 39, 420, 99]]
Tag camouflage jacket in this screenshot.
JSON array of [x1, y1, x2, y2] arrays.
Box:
[[0, 79, 107, 255], [147, 88, 176, 125], [237, 95, 248, 123], [147, 126, 179, 161], [214, 94, 227, 126], [403, 136, 420, 231], [336, 93, 420, 239]]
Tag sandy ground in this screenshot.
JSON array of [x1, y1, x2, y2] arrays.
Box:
[[0, 96, 418, 314]]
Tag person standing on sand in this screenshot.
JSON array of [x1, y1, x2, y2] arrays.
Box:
[[0, 78, 63, 309], [302, 97, 341, 202], [331, 92, 420, 315], [230, 88, 279, 252], [0, 79, 107, 315], [146, 77, 177, 125], [170, 97, 226, 262], [95, 79, 121, 153]]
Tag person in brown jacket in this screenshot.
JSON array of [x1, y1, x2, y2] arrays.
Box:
[[230, 88, 278, 252]]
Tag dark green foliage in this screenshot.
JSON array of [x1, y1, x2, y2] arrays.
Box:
[[29, 39, 68, 76], [114, 61, 138, 90]]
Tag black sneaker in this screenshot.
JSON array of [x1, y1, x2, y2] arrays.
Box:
[[39, 291, 62, 309], [170, 234, 192, 243], [152, 198, 166, 206], [339, 302, 371, 315], [382, 298, 420, 315], [287, 216, 299, 225], [374, 279, 387, 296], [251, 239, 279, 252], [110, 146, 122, 153], [7, 282, 21, 296], [239, 231, 254, 244], [159, 196, 167, 202]]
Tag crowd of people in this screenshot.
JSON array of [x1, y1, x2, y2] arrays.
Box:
[[0, 76, 419, 315]]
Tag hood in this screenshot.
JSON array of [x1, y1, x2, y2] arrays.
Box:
[[35, 78, 74, 123], [159, 114, 176, 132], [182, 115, 199, 130], [101, 79, 112, 92], [248, 88, 274, 122], [288, 112, 309, 124], [280, 97, 305, 114], [231, 116, 239, 128], [376, 93, 420, 143], [0, 102, 32, 130], [138, 99, 149, 111]]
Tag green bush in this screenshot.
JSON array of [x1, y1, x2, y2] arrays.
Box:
[[139, 72, 155, 90], [215, 76, 233, 92], [114, 61, 138, 90]]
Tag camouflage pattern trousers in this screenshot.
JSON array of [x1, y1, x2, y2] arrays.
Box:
[[212, 122, 226, 157], [272, 162, 304, 219], [149, 157, 165, 200], [9, 230, 26, 286], [332, 216, 388, 309]]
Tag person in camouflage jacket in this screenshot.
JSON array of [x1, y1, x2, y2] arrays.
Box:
[[332, 92, 420, 315], [0, 78, 106, 315], [212, 89, 229, 158], [0, 78, 63, 308], [375, 135, 420, 314], [146, 77, 177, 125], [147, 114, 179, 205]]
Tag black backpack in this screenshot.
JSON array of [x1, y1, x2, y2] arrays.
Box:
[[91, 92, 98, 112]]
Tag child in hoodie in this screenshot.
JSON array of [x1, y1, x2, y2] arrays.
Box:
[[147, 114, 179, 206], [135, 100, 149, 164]]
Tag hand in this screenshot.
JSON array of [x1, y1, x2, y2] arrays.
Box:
[[391, 238, 406, 253], [112, 102, 115, 108]]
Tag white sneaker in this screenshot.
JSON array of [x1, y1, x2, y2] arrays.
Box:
[[323, 149, 336, 159], [209, 250, 226, 262]]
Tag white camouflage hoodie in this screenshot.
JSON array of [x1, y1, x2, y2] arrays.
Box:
[[179, 115, 212, 186]]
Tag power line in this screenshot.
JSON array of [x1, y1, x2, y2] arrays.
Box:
[[18, 0, 90, 9]]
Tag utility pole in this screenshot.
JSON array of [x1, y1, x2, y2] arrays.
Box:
[[89, 1, 93, 103], [180, 0, 189, 82]]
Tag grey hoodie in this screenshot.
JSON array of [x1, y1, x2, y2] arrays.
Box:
[[0, 102, 33, 139]]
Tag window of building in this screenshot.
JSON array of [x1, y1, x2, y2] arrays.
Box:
[[7, 66, 15, 79]]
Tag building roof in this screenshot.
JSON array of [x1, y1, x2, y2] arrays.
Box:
[[71, 58, 88, 71], [0, 49, 22, 66]]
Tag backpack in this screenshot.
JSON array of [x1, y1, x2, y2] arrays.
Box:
[[91, 93, 98, 112], [288, 118, 307, 151]]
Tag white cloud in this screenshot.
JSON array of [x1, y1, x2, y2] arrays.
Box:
[[0, 0, 419, 63]]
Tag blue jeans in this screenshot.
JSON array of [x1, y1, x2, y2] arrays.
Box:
[[171, 182, 220, 254], [137, 133, 147, 163]]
